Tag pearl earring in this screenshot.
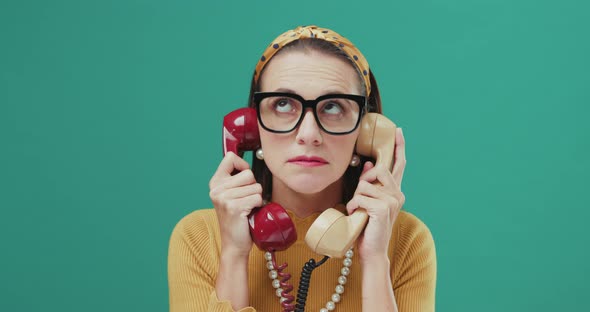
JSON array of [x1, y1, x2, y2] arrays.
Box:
[[256, 148, 264, 160], [350, 154, 360, 167]]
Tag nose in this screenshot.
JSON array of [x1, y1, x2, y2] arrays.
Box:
[[295, 109, 323, 146]]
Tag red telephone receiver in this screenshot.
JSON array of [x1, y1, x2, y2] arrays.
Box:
[[222, 108, 297, 252]]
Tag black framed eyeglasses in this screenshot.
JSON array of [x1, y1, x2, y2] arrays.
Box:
[[253, 92, 366, 135]]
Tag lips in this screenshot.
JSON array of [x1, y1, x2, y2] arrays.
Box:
[[287, 155, 328, 167]]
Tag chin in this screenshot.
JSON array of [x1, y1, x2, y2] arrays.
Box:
[[282, 173, 338, 195]]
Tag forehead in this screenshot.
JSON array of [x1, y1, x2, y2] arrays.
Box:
[[259, 50, 362, 97]]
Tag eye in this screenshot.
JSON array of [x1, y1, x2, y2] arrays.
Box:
[[273, 98, 295, 113], [322, 101, 344, 115]]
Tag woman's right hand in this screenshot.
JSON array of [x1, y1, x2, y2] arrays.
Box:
[[209, 152, 263, 257]]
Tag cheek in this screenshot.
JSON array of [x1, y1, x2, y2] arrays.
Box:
[[258, 126, 359, 171], [258, 128, 287, 166], [326, 133, 359, 165], [259, 126, 278, 148]]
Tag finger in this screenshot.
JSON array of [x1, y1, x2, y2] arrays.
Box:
[[358, 162, 398, 191], [227, 193, 263, 216], [360, 160, 373, 176], [213, 169, 257, 193], [377, 165, 399, 191], [358, 161, 376, 182], [353, 179, 404, 211], [353, 179, 387, 199], [210, 152, 250, 186], [346, 194, 386, 216], [347, 193, 403, 221], [392, 128, 406, 185], [218, 152, 250, 176], [222, 183, 262, 200]]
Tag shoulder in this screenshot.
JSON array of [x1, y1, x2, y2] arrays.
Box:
[[173, 208, 218, 231], [391, 210, 437, 274], [169, 209, 221, 252], [168, 209, 222, 291], [389, 211, 437, 309], [395, 210, 435, 247]]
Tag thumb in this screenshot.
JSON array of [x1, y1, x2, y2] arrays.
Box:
[[359, 161, 374, 180], [213, 152, 249, 179]]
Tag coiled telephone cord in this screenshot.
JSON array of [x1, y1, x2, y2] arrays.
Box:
[[295, 256, 330, 312], [270, 252, 296, 312]]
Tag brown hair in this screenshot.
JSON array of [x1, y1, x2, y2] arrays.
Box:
[[248, 38, 383, 203]]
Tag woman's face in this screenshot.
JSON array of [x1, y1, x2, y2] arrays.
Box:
[[258, 50, 363, 195]]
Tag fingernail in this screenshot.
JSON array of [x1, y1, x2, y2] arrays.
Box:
[[399, 127, 403, 134]]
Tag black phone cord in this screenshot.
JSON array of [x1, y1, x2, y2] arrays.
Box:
[[294, 256, 330, 312]]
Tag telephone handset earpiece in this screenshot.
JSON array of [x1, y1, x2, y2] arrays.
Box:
[[304, 113, 397, 258], [222, 108, 261, 159], [223, 108, 297, 252]]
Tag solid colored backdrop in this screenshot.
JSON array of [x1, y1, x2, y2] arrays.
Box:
[[1, 0, 588, 311]]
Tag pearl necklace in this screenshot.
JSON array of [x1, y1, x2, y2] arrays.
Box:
[[265, 248, 354, 312]]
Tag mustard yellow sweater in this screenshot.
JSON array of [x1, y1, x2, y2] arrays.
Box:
[[168, 208, 436, 311]]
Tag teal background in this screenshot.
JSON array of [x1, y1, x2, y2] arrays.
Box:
[[1, 0, 588, 311]]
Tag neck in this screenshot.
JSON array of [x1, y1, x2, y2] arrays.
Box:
[[270, 178, 343, 219]]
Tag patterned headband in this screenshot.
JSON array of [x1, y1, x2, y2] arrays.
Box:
[[253, 25, 371, 96]]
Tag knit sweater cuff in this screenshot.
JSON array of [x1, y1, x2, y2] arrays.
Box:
[[209, 291, 256, 312]]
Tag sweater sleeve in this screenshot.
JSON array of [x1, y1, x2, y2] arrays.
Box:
[[167, 210, 256, 312], [392, 212, 437, 312]]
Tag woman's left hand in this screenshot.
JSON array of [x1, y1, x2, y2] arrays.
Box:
[[346, 127, 406, 262]]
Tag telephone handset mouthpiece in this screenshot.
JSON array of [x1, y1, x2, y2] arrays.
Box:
[[304, 113, 397, 258]]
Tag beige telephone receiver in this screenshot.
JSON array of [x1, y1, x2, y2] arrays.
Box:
[[305, 113, 397, 258]]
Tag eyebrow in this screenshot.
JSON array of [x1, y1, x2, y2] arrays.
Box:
[[274, 87, 298, 94], [272, 87, 353, 97]]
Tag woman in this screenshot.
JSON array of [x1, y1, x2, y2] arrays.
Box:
[[168, 25, 436, 312]]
